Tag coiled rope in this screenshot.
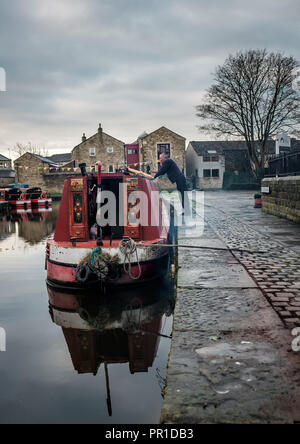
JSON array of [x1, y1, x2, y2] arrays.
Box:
[[119, 237, 142, 280]]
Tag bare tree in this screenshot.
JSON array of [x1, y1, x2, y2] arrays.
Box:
[[13, 142, 49, 159], [196, 50, 300, 173]]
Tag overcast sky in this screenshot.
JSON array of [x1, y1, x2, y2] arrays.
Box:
[[0, 0, 299, 159]]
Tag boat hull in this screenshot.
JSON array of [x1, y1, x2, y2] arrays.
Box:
[[46, 240, 170, 289], [31, 198, 52, 209]]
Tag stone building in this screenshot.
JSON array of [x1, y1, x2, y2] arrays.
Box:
[[13, 152, 74, 194], [0, 169, 15, 186], [14, 153, 58, 188], [0, 154, 14, 186], [72, 124, 125, 172], [137, 126, 186, 189], [0, 154, 12, 169]]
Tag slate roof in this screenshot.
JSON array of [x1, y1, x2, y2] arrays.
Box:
[[0, 169, 15, 178], [47, 153, 72, 163], [0, 154, 10, 161], [30, 153, 58, 166], [144, 126, 186, 140], [189, 140, 279, 156]]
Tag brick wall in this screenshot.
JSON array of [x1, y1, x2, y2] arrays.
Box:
[[72, 125, 125, 172], [262, 176, 300, 223]]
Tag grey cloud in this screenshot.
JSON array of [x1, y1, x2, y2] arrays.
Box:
[[0, 0, 299, 157]]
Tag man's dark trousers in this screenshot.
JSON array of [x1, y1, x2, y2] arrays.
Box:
[[176, 175, 190, 216]]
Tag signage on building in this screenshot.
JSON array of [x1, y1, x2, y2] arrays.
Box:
[[261, 186, 270, 194], [276, 133, 291, 155]]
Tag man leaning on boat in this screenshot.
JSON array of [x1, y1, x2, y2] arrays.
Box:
[[152, 153, 191, 217]]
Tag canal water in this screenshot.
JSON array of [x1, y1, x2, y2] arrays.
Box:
[[0, 203, 174, 424]]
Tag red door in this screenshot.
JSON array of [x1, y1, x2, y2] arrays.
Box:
[[126, 144, 140, 170]]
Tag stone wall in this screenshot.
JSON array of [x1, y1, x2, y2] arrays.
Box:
[[72, 125, 125, 172], [0, 176, 14, 186], [42, 172, 79, 194], [14, 152, 48, 188], [262, 176, 300, 223]]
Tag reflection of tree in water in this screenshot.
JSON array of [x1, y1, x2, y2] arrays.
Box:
[[17, 203, 60, 244]]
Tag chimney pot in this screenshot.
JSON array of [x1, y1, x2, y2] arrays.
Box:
[[98, 123, 102, 134], [82, 133, 86, 142]]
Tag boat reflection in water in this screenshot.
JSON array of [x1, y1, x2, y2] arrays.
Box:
[[47, 278, 175, 416], [0, 204, 59, 246]]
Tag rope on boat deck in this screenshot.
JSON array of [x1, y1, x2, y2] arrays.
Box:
[[119, 238, 142, 280], [136, 243, 266, 255]]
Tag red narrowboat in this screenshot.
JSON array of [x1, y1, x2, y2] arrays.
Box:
[[6, 188, 32, 211], [46, 162, 174, 290], [24, 187, 52, 209]]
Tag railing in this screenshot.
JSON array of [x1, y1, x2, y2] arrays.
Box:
[[266, 150, 300, 177]]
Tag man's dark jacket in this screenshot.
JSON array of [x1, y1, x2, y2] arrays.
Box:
[[154, 158, 184, 184]]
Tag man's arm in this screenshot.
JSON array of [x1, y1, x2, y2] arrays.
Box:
[[154, 159, 171, 179]]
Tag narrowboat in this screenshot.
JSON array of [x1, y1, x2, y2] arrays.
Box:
[[5, 187, 32, 212], [46, 162, 175, 290], [25, 187, 52, 209]]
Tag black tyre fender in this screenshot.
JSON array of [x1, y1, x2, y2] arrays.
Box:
[[76, 264, 96, 284]]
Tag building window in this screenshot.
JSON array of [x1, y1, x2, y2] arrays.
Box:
[[107, 147, 114, 153], [203, 169, 211, 178], [89, 147, 96, 157], [203, 155, 219, 162], [128, 149, 138, 155], [212, 169, 220, 178], [108, 165, 114, 173], [157, 143, 170, 168]]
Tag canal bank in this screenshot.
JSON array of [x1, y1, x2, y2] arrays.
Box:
[[161, 191, 300, 424]]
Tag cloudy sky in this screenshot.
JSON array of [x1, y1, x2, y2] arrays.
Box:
[[0, 0, 299, 159]]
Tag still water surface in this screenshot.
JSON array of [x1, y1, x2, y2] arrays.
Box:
[[0, 204, 174, 424]]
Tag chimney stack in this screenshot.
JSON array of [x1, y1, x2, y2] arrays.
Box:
[[98, 123, 103, 134], [82, 133, 86, 142]]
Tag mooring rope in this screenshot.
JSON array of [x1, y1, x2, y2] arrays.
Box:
[[136, 243, 266, 255], [119, 237, 142, 280]]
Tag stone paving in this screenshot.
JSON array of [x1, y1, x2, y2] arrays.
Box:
[[161, 190, 300, 424], [203, 196, 300, 329]]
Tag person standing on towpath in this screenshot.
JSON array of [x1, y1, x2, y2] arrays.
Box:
[[153, 153, 190, 216]]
